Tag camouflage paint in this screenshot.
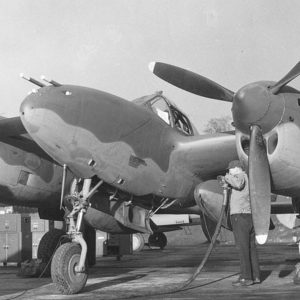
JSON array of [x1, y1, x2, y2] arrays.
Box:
[[0, 141, 71, 208], [20, 85, 238, 201]]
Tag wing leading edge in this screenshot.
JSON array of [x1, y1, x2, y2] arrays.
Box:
[[175, 132, 238, 181], [0, 116, 54, 162]]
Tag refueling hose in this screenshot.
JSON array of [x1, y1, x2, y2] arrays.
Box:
[[12, 181, 231, 300], [180, 179, 230, 289], [126, 179, 231, 299]]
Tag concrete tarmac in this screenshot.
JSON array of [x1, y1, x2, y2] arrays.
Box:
[[0, 243, 300, 300]]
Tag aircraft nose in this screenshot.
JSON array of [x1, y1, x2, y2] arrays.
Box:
[[20, 85, 81, 136], [20, 91, 41, 134]]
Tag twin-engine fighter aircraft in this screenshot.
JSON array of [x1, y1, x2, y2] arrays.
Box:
[[150, 61, 300, 245], [15, 62, 300, 294], [0, 103, 215, 272], [18, 75, 239, 294]]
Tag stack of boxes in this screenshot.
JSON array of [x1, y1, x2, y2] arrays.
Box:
[[0, 213, 56, 265], [103, 233, 132, 259], [0, 212, 133, 266], [0, 214, 32, 265], [30, 213, 53, 259], [96, 230, 107, 257]]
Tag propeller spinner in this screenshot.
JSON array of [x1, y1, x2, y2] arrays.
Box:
[[150, 61, 300, 244]]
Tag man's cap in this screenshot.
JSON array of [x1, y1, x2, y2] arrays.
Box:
[[227, 160, 243, 170]]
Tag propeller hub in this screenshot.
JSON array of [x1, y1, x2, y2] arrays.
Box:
[[232, 81, 284, 134]]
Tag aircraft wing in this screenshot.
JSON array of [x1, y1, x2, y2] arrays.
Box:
[[0, 116, 26, 136], [175, 132, 238, 181], [0, 116, 55, 162]]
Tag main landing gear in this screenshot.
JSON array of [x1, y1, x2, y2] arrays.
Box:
[[51, 178, 103, 295]]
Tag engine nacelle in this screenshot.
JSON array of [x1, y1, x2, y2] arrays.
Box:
[[235, 121, 300, 197]]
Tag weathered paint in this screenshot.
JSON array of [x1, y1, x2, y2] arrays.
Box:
[[16, 80, 300, 232], [0, 141, 71, 209], [20, 86, 173, 171], [20, 86, 238, 204]]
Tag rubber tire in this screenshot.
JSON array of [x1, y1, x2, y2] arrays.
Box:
[[132, 233, 145, 252], [148, 232, 167, 250], [37, 229, 66, 276], [51, 242, 88, 295]]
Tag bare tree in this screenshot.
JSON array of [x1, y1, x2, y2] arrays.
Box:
[[203, 115, 233, 134]]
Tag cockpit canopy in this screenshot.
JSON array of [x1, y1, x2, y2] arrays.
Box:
[[133, 92, 195, 136]]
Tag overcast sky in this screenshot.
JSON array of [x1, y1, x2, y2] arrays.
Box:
[[0, 0, 299, 132]]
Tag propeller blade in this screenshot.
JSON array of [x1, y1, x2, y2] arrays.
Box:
[[270, 61, 300, 94], [149, 62, 234, 102], [248, 124, 271, 244]]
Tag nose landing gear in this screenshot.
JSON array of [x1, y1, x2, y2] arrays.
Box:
[[51, 242, 87, 294], [51, 178, 103, 294]]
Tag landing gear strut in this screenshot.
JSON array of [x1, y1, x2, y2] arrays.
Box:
[[51, 178, 103, 294]]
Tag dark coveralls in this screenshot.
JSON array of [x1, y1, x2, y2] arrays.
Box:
[[225, 171, 260, 282]]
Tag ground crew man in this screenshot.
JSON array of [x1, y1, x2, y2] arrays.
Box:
[[224, 160, 261, 286]]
